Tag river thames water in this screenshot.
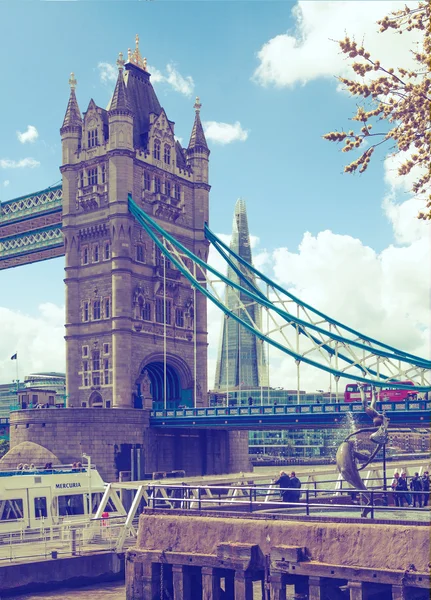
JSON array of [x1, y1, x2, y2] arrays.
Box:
[[12, 581, 126, 600]]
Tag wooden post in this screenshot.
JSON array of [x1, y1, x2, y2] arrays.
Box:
[[202, 566, 221, 600], [234, 570, 254, 600], [270, 572, 286, 600]]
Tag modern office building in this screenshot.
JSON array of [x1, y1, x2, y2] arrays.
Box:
[[214, 198, 268, 391]]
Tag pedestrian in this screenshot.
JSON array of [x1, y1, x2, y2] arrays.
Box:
[[409, 472, 423, 508], [273, 471, 291, 502], [248, 396, 253, 406], [289, 471, 301, 503], [421, 471, 430, 507], [391, 472, 407, 507], [398, 473, 410, 506]]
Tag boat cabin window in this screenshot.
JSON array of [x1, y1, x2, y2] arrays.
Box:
[[58, 494, 85, 516], [90, 493, 116, 514], [34, 497, 48, 518], [0, 499, 24, 520]]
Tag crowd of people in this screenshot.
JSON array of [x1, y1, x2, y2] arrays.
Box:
[[391, 471, 429, 508], [272, 469, 429, 508], [272, 471, 302, 502]]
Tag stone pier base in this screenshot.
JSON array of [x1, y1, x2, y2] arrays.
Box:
[[8, 410, 251, 481], [126, 511, 430, 600]]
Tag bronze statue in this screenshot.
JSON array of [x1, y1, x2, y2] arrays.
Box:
[[335, 383, 389, 517]]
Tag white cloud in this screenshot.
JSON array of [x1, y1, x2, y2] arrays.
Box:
[[3, 180, 9, 187], [98, 60, 194, 97], [203, 121, 249, 145], [0, 304, 65, 384], [149, 63, 194, 97], [253, 1, 420, 88], [0, 158, 40, 169], [206, 196, 430, 391], [98, 62, 117, 84], [17, 125, 39, 144]]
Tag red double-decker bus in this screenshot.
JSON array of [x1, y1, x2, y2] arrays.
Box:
[[378, 380, 416, 402], [344, 384, 372, 403], [344, 381, 416, 403]]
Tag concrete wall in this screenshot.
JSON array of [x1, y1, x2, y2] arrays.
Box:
[[136, 511, 430, 575], [0, 552, 123, 596], [9, 410, 250, 481]]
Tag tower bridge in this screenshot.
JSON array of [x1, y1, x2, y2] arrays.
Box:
[[1, 36, 430, 481]]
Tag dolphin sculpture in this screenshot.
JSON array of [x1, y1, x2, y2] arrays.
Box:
[[336, 383, 390, 517], [336, 436, 376, 517]]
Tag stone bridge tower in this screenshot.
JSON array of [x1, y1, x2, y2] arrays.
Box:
[[8, 39, 250, 481], [61, 39, 210, 412]]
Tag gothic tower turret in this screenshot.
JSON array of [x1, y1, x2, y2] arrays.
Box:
[[60, 73, 82, 166], [61, 37, 210, 411], [187, 98, 210, 228]]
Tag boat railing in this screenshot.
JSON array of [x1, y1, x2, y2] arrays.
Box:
[[0, 514, 136, 563], [0, 464, 98, 477]]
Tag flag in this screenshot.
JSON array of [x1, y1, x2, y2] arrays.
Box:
[[10, 353, 17, 360]]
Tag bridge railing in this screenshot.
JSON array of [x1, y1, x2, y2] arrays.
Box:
[[0, 185, 62, 225], [151, 400, 431, 419]]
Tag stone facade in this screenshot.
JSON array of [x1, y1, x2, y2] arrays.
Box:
[[9, 410, 250, 481], [7, 39, 252, 482], [60, 41, 210, 411]]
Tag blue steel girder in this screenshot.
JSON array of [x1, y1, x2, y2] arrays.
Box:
[[128, 196, 431, 391], [0, 185, 64, 269]]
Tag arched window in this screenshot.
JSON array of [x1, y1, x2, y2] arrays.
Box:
[[154, 177, 161, 194], [136, 244, 145, 263], [83, 302, 89, 322], [175, 308, 184, 327], [138, 296, 151, 321], [153, 139, 161, 160], [143, 171, 151, 191], [155, 298, 171, 324], [93, 300, 101, 320], [155, 246, 171, 269], [164, 144, 171, 165], [88, 129, 99, 148], [89, 391, 103, 407], [88, 168, 98, 186], [92, 350, 100, 371]]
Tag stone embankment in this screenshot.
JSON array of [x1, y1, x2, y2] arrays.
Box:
[[126, 510, 430, 599]]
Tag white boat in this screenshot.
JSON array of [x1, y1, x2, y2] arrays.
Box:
[[0, 464, 123, 533]]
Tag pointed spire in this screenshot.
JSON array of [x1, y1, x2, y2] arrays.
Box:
[[109, 53, 132, 114], [61, 73, 82, 131], [188, 97, 209, 152], [127, 34, 148, 72]]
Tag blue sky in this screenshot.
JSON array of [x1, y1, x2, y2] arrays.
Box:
[[0, 1, 429, 387]]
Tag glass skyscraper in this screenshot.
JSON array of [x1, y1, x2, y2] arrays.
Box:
[[214, 199, 268, 390]]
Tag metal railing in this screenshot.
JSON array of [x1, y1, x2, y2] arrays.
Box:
[[0, 515, 138, 563], [144, 483, 430, 521], [151, 400, 431, 419]]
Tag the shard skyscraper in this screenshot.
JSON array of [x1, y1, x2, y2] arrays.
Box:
[[214, 199, 269, 390]]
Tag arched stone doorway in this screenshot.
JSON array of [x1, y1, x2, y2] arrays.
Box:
[[136, 354, 193, 410], [89, 391, 103, 408]]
